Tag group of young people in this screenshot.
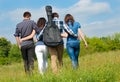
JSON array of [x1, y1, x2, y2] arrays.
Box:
[[14, 11, 88, 75]]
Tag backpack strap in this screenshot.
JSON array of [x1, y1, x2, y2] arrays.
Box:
[[36, 26, 46, 40]]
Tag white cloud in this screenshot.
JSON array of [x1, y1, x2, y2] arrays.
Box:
[[7, 6, 66, 23], [8, 7, 46, 22], [82, 17, 120, 37], [67, 0, 110, 22], [0, 0, 111, 23]]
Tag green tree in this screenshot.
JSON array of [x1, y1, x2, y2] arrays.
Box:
[[0, 37, 11, 65], [0, 37, 11, 57], [101, 33, 120, 50], [8, 44, 22, 63]]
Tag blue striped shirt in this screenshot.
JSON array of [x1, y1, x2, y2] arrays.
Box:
[[53, 17, 78, 37]]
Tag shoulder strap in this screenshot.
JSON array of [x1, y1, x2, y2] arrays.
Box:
[[36, 26, 46, 40], [64, 24, 78, 38]]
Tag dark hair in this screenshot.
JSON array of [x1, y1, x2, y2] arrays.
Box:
[[23, 11, 31, 18], [52, 12, 59, 18], [64, 14, 74, 26], [37, 17, 46, 29]]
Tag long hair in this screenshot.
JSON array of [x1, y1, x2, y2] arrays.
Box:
[[37, 17, 46, 29], [64, 14, 74, 26]]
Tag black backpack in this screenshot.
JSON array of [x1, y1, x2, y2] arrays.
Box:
[[43, 5, 62, 47]]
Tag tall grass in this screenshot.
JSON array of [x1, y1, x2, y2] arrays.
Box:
[[0, 50, 120, 82]]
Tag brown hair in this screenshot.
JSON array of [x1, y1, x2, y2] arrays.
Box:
[[23, 11, 31, 18], [37, 17, 46, 29], [64, 14, 74, 26], [52, 12, 59, 18]]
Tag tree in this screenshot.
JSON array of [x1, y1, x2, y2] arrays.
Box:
[[8, 44, 22, 62], [0, 37, 11, 65], [0, 37, 11, 57]]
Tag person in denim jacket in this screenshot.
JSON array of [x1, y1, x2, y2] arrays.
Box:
[[64, 14, 88, 69]]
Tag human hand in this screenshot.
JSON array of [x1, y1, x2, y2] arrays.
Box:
[[61, 32, 68, 38], [84, 42, 88, 48], [18, 45, 21, 49], [20, 39, 23, 43]]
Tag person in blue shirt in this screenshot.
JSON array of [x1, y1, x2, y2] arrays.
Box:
[[64, 14, 88, 69]]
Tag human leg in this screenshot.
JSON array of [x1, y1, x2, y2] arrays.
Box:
[[48, 47, 57, 73], [74, 46, 80, 67], [35, 45, 45, 74], [43, 46, 48, 72], [66, 44, 77, 69], [27, 44, 35, 73], [56, 44, 64, 67], [21, 45, 29, 73]]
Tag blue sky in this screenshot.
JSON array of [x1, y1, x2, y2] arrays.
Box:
[[0, 0, 120, 43]]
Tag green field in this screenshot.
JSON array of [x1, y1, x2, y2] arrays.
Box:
[[0, 50, 120, 82]]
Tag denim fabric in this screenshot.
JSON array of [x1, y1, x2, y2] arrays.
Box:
[[66, 40, 80, 69]]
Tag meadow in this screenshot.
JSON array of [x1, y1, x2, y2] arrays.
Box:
[[0, 50, 120, 82]]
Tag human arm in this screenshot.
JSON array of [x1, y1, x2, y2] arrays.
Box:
[[20, 30, 36, 42], [14, 25, 21, 48], [15, 36, 21, 49], [78, 28, 88, 48], [61, 32, 68, 38]]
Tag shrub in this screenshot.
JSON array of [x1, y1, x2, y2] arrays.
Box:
[[0, 57, 9, 65], [8, 44, 22, 63]]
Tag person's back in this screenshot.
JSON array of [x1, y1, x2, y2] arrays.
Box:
[[14, 11, 36, 75], [67, 21, 80, 41], [53, 17, 64, 34], [16, 19, 36, 46]]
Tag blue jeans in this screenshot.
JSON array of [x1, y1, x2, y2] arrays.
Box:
[[66, 40, 80, 69]]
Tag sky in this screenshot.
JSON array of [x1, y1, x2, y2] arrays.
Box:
[[0, 0, 120, 43]]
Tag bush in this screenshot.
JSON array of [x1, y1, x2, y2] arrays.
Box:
[[101, 33, 120, 50], [8, 44, 22, 63], [0, 57, 9, 65], [0, 37, 11, 57], [0, 37, 11, 65], [80, 33, 120, 56]]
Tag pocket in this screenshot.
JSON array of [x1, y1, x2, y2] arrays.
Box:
[[67, 40, 80, 48]]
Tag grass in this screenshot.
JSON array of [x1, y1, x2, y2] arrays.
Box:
[[0, 50, 120, 82]]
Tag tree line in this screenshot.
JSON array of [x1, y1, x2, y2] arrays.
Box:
[[0, 33, 120, 65]]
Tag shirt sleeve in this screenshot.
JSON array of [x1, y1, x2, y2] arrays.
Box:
[[32, 21, 38, 29], [77, 22, 81, 28], [14, 24, 20, 37], [32, 21, 39, 33]]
